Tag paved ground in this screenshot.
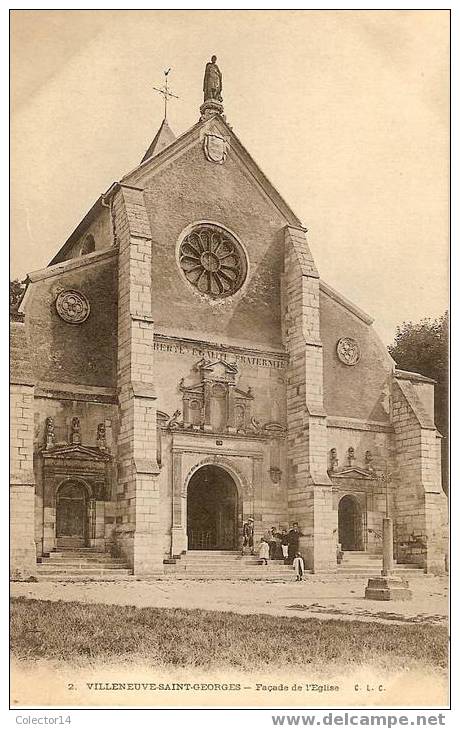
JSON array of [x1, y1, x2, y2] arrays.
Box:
[[11, 574, 448, 625]]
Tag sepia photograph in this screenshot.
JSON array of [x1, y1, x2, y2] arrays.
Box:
[[9, 9, 450, 710]]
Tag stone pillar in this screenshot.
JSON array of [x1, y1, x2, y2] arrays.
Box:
[[93, 500, 106, 551], [284, 226, 335, 572], [203, 382, 212, 431], [381, 517, 393, 576], [171, 450, 187, 556], [113, 184, 162, 575], [227, 385, 236, 433], [252, 456, 264, 546], [392, 376, 447, 574], [10, 317, 36, 579]]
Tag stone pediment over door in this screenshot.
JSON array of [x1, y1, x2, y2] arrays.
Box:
[[42, 443, 112, 463], [196, 358, 238, 383], [332, 467, 375, 480]]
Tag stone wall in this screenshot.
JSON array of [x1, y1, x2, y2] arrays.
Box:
[[10, 319, 36, 579], [65, 205, 113, 259], [25, 253, 118, 388], [392, 375, 447, 573], [320, 288, 392, 422]]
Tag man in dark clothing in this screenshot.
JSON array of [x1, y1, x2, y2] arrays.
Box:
[[280, 529, 289, 562], [287, 522, 303, 564], [268, 527, 279, 560], [242, 517, 254, 555]]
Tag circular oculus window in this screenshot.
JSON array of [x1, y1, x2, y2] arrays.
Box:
[[336, 337, 361, 366], [179, 225, 247, 299], [55, 290, 90, 324]]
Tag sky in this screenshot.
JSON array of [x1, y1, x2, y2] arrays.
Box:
[[10, 9, 449, 344]]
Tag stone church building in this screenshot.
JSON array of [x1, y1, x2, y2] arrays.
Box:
[[10, 59, 447, 579]]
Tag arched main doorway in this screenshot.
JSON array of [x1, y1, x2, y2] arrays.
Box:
[[187, 465, 239, 550], [56, 481, 89, 549], [338, 495, 363, 551]]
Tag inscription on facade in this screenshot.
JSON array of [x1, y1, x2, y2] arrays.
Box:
[[153, 339, 287, 369]]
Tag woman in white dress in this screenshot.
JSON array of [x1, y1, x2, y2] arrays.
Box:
[[293, 552, 305, 581], [258, 538, 270, 565]]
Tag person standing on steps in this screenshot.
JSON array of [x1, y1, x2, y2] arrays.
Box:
[[258, 537, 269, 565], [268, 527, 279, 560], [242, 516, 254, 555], [280, 529, 289, 562], [287, 522, 303, 564], [293, 552, 305, 581]]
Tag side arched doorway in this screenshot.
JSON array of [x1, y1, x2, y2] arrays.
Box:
[[338, 495, 363, 551], [56, 481, 89, 549], [187, 465, 239, 550]]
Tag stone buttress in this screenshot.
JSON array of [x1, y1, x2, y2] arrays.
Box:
[[113, 184, 162, 574], [284, 226, 335, 572]]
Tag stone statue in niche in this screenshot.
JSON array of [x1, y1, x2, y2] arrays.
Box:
[[365, 450, 375, 474], [96, 423, 107, 451], [203, 55, 223, 102], [347, 446, 355, 468], [45, 417, 55, 450], [70, 417, 81, 445], [269, 466, 282, 484], [328, 447, 339, 474]]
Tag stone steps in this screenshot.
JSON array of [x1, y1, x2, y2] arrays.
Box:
[[184, 559, 285, 566], [36, 548, 132, 581], [167, 550, 299, 579], [339, 551, 424, 577], [38, 563, 131, 571], [169, 550, 293, 580], [338, 568, 424, 578], [37, 566, 132, 576], [35, 574, 139, 583], [39, 556, 127, 564]]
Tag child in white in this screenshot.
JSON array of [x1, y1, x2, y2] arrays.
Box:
[[258, 538, 269, 565], [293, 552, 305, 581]]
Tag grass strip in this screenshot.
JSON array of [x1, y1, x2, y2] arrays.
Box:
[[10, 597, 448, 671]]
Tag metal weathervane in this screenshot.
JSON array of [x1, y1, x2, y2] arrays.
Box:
[[152, 68, 179, 120]]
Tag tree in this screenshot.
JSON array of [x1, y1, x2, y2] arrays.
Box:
[[388, 312, 448, 492]]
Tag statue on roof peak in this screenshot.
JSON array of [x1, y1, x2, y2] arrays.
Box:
[[203, 55, 222, 103]]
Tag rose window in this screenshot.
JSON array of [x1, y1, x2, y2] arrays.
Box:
[[179, 225, 247, 298], [55, 290, 90, 324], [336, 337, 361, 366]]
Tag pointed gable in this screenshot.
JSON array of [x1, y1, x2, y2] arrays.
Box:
[[141, 118, 176, 163], [121, 114, 302, 227]]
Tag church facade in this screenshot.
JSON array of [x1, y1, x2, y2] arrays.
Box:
[[10, 61, 448, 578]]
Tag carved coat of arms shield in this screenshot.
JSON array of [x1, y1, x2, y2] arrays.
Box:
[[203, 133, 228, 164]]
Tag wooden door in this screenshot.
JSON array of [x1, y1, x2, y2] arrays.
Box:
[[56, 482, 87, 548]]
